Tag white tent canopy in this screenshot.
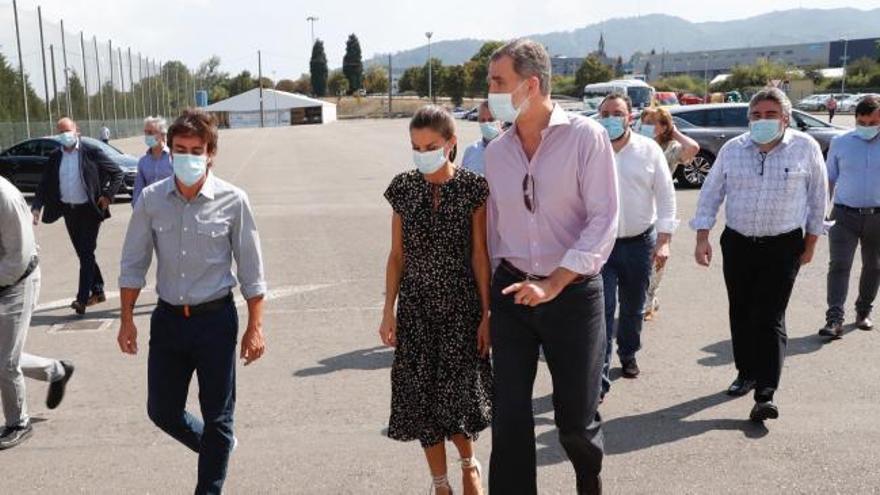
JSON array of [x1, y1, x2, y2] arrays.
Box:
[[203, 88, 336, 127]]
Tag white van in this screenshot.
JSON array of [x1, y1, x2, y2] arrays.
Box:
[[583, 79, 655, 111]]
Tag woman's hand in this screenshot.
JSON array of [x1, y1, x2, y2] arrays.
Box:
[[477, 315, 491, 357], [379, 310, 398, 347]]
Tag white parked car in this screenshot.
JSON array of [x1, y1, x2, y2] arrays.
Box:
[[840, 93, 880, 113]]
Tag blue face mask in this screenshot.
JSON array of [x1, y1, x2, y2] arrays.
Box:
[[599, 116, 627, 141], [172, 153, 208, 186], [58, 131, 77, 148], [855, 125, 880, 141], [749, 119, 783, 145], [413, 147, 447, 175], [145, 134, 160, 148], [637, 123, 656, 138], [479, 122, 501, 142]]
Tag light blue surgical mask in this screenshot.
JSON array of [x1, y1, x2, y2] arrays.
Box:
[[58, 131, 77, 148], [855, 125, 880, 141], [599, 116, 627, 141], [413, 147, 447, 175], [749, 119, 783, 145], [479, 122, 501, 142], [144, 134, 159, 148], [172, 153, 208, 186], [488, 82, 527, 123], [638, 123, 656, 138]]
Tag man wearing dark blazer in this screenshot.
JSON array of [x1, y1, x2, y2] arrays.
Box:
[[31, 118, 123, 315]]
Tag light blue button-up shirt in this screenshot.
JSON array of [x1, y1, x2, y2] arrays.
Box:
[[119, 173, 266, 306], [59, 140, 88, 205], [132, 147, 173, 206], [462, 139, 487, 176], [827, 130, 880, 208]]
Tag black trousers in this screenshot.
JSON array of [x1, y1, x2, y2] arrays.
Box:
[[62, 204, 104, 305], [721, 227, 804, 402], [489, 267, 605, 495]]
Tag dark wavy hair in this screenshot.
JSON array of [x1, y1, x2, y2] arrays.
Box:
[[409, 105, 458, 162]]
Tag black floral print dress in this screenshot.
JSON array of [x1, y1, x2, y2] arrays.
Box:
[[383, 167, 493, 448]]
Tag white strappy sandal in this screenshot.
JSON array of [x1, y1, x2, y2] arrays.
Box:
[[427, 473, 453, 495], [459, 457, 484, 495]]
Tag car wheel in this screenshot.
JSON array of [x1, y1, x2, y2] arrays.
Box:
[[677, 152, 714, 188]]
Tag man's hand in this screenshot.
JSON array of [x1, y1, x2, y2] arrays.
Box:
[[240, 324, 266, 366], [477, 315, 491, 357], [31, 208, 40, 226], [96, 196, 111, 210], [502, 279, 562, 307], [800, 245, 816, 265], [653, 233, 672, 269], [695, 231, 712, 267], [117, 319, 138, 355]]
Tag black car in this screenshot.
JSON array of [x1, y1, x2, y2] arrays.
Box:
[[0, 136, 138, 195], [646, 104, 848, 188]]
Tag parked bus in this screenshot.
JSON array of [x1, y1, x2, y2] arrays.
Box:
[[583, 79, 656, 111]]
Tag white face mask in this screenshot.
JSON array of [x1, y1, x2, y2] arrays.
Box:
[[488, 81, 528, 123], [413, 147, 447, 175]]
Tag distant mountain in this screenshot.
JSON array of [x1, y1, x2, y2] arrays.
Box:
[[367, 8, 880, 69]]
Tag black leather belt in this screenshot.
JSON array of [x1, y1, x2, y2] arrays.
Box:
[[0, 256, 38, 294], [616, 226, 655, 244], [500, 259, 589, 285], [158, 293, 233, 318], [835, 204, 880, 215], [726, 227, 803, 244]]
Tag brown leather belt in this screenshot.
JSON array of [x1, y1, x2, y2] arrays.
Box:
[[158, 293, 233, 318], [500, 259, 589, 285]]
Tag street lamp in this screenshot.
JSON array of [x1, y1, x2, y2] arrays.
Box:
[[307, 16, 319, 46], [840, 38, 850, 94], [425, 32, 433, 102], [703, 52, 709, 102]]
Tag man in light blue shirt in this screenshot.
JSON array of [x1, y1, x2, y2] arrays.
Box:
[[461, 102, 502, 175], [822, 95, 880, 338], [132, 116, 173, 205]]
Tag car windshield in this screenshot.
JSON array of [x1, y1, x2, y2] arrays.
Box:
[[793, 111, 831, 129], [81, 137, 123, 156], [628, 87, 653, 108]]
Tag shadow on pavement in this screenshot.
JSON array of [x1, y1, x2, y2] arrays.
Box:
[[532, 392, 768, 465], [294, 346, 393, 377], [30, 304, 154, 327], [696, 325, 859, 367]]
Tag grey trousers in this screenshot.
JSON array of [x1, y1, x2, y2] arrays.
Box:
[[826, 205, 880, 324], [0, 268, 65, 428]]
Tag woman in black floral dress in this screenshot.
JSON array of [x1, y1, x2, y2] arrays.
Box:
[[379, 106, 492, 495]]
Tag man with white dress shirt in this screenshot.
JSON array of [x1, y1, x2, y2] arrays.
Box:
[[691, 88, 827, 422], [597, 93, 678, 397]]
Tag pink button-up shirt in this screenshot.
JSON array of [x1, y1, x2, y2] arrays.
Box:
[[485, 104, 619, 277]]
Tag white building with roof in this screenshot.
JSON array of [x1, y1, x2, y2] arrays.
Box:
[[203, 88, 337, 128]]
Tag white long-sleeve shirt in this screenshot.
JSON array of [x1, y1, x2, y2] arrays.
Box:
[[614, 132, 679, 237], [0, 177, 37, 286]]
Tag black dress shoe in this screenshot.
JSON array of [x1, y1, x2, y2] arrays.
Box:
[[726, 376, 756, 396], [818, 322, 844, 339], [86, 293, 107, 307], [70, 301, 86, 315], [0, 423, 33, 450], [856, 314, 874, 331], [46, 361, 75, 409], [621, 358, 640, 378], [749, 401, 779, 422]]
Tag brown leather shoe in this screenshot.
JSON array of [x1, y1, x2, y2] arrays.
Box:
[[70, 300, 86, 315], [86, 293, 107, 307], [818, 322, 843, 339], [856, 314, 873, 331]]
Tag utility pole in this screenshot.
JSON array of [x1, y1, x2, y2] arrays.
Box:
[[840, 38, 850, 94], [80, 32, 93, 137], [38, 7, 52, 133], [50, 45, 60, 118], [119, 47, 129, 122], [109, 40, 119, 137], [12, 0, 30, 138], [94, 36, 106, 125], [258, 50, 265, 128], [61, 20, 72, 118], [388, 54, 393, 115], [425, 32, 433, 102], [306, 16, 319, 46]]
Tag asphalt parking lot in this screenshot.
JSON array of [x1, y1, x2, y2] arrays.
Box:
[[4, 116, 879, 494]]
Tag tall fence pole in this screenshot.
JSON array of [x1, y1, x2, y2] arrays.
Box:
[[108, 40, 118, 137], [60, 20, 72, 118], [163, 61, 172, 118], [258, 50, 264, 128], [13, 0, 31, 138], [119, 47, 129, 123], [138, 54, 147, 117], [38, 6, 53, 133], [153, 59, 161, 117], [128, 48, 136, 119], [50, 44, 60, 117], [80, 32, 93, 137], [94, 36, 106, 125]]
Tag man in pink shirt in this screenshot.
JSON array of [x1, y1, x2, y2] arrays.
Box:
[[485, 39, 619, 495]]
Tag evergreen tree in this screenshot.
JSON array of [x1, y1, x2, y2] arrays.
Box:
[[310, 40, 329, 97], [342, 34, 364, 93]]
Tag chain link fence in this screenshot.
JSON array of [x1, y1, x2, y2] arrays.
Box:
[[1, 1, 200, 150]]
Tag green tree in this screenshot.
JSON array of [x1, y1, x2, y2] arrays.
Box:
[[196, 56, 229, 103], [574, 55, 614, 96], [228, 70, 256, 97], [327, 70, 349, 98], [275, 79, 297, 92], [721, 58, 790, 91], [652, 75, 704, 94], [342, 34, 364, 93], [551, 75, 578, 96], [419, 58, 445, 98], [614, 56, 625, 78], [257, 77, 274, 89], [292, 74, 312, 94], [465, 40, 505, 97], [398, 67, 421, 94], [442, 65, 468, 106], [363, 65, 389, 94], [310, 40, 329, 97]]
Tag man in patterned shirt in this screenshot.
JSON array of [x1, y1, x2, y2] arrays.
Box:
[[690, 88, 827, 423]]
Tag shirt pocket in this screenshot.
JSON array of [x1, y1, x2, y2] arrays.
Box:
[[775, 166, 809, 196], [196, 221, 231, 263], [152, 220, 176, 237]]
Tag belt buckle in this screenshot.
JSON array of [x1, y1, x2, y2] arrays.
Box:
[[183, 305, 191, 318], [859, 208, 875, 215]]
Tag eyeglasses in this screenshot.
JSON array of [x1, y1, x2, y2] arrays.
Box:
[[522, 173, 536, 212]]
